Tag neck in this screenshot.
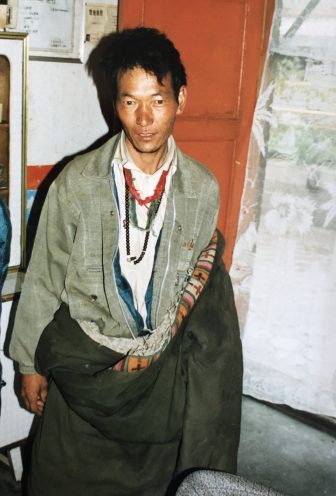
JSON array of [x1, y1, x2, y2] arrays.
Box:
[[126, 143, 168, 175]]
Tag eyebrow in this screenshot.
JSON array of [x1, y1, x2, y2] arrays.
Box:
[[119, 91, 164, 98]]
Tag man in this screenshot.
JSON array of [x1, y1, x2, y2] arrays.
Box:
[[10, 28, 242, 495]]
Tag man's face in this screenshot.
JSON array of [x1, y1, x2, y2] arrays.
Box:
[[115, 67, 186, 164]]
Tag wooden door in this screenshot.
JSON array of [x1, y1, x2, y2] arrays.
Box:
[[118, 0, 274, 266]]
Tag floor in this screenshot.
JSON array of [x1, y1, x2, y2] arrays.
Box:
[[0, 396, 335, 495], [237, 397, 336, 495]]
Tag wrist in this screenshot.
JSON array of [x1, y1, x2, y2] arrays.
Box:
[[19, 365, 38, 375]]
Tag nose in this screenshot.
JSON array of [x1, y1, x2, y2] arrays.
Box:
[[136, 103, 153, 127]]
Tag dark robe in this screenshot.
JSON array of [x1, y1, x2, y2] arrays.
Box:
[[30, 231, 243, 496]]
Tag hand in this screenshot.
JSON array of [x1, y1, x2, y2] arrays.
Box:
[[21, 373, 49, 416]]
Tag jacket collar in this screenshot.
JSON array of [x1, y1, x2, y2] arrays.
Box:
[[81, 132, 197, 199], [81, 134, 120, 179]]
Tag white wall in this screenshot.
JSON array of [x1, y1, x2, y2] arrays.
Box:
[[28, 57, 108, 164], [28, 0, 118, 165]]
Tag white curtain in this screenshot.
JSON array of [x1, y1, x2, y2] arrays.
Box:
[[230, 0, 336, 417]]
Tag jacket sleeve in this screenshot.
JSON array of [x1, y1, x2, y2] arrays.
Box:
[[10, 176, 80, 374], [176, 259, 243, 476]]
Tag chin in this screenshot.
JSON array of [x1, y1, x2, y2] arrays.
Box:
[[133, 141, 162, 154]]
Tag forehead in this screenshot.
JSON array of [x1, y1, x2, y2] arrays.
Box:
[[117, 67, 174, 96]]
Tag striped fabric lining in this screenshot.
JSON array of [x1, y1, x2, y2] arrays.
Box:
[[113, 231, 218, 373]]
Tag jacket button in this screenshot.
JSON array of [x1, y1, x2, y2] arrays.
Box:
[[177, 224, 182, 232], [90, 294, 97, 302], [110, 210, 115, 216]]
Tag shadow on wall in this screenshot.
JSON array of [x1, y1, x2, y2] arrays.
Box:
[[86, 31, 123, 133]]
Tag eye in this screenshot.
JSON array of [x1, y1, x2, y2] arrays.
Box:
[[125, 99, 135, 106], [154, 97, 164, 107]]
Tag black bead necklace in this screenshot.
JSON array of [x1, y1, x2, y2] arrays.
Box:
[[124, 182, 163, 265]]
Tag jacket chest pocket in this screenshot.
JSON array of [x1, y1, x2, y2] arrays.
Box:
[[177, 238, 196, 272], [176, 216, 202, 273]]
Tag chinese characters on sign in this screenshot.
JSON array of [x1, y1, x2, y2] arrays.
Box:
[[85, 3, 118, 45]]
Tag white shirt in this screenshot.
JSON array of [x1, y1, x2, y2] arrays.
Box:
[[112, 132, 177, 329]]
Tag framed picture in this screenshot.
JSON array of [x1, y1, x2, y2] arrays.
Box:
[[6, 0, 85, 62], [0, 32, 28, 297]]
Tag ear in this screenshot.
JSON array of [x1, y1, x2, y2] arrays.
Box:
[[176, 85, 187, 115]]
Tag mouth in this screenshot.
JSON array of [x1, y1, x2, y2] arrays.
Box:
[[137, 133, 156, 144], [138, 132, 154, 137]]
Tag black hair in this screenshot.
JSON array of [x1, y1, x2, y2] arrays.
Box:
[[97, 27, 187, 102]]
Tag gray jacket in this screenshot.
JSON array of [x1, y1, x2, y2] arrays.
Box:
[[10, 133, 219, 374]]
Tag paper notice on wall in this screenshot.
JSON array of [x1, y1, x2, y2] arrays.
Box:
[[15, 0, 75, 53], [85, 4, 118, 44]]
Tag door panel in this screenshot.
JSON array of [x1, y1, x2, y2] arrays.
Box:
[[178, 139, 235, 226], [118, 0, 274, 266]]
